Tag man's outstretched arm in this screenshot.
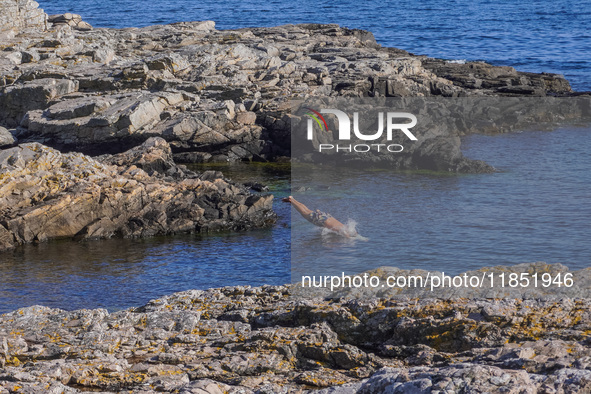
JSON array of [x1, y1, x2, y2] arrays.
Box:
[[282, 196, 313, 221]]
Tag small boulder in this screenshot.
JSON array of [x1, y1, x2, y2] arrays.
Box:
[[0, 127, 16, 148], [236, 111, 257, 125]]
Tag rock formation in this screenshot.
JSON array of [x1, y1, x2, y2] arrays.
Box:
[[0, 137, 276, 251], [291, 96, 590, 172], [47, 13, 92, 31], [1, 4, 590, 391], [0, 0, 46, 37], [0, 0, 583, 173], [1, 263, 591, 393], [0, 126, 16, 147]]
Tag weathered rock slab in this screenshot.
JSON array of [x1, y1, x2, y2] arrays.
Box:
[[1, 7, 584, 171], [0, 126, 16, 147], [0, 137, 276, 251], [2, 266, 591, 393], [0, 0, 47, 34]]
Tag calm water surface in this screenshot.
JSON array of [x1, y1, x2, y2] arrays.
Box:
[[0, 165, 291, 313], [292, 127, 591, 279], [1, 127, 590, 312], [39, 0, 591, 91]]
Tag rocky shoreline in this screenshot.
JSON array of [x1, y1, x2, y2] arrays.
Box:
[[1, 0, 589, 248], [0, 136, 275, 251], [1, 263, 591, 393], [1, 1, 583, 165], [2, 2, 591, 393]]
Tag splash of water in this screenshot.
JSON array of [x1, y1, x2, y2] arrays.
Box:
[[320, 219, 369, 241]]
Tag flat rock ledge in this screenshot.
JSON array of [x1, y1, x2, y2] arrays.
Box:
[[1, 0, 585, 172], [1, 263, 591, 393], [0, 137, 276, 251]]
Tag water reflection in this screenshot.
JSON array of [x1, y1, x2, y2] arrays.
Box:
[[1, 163, 291, 313]]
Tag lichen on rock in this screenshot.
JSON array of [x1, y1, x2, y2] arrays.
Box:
[[0, 2, 583, 172], [2, 264, 591, 393], [0, 137, 276, 251]]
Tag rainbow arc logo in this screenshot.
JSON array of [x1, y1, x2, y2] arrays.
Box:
[[304, 108, 329, 133]]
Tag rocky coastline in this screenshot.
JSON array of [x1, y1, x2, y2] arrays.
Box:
[[2, 2, 591, 393], [0, 1, 583, 164], [2, 263, 591, 393], [0, 136, 275, 251], [1, 0, 589, 248]]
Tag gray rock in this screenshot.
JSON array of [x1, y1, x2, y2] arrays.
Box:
[[92, 48, 115, 63], [0, 138, 276, 251], [0, 126, 16, 147], [4, 51, 22, 65], [1, 16, 584, 170], [0, 78, 78, 127], [20, 49, 40, 63], [2, 275, 591, 392], [0, 0, 47, 33], [48, 12, 92, 31]]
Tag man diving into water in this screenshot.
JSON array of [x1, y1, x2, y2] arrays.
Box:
[[282, 196, 358, 237]]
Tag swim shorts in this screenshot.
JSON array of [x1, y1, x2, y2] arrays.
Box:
[[308, 209, 332, 227]]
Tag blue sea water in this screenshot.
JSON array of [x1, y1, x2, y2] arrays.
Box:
[[39, 0, 591, 91], [1, 165, 292, 313], [1, 1, 590, 313], [292, 127, 591, 280], [3, 126, 591, 312]]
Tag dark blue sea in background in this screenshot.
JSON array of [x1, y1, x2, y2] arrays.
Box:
[[39, 0, 591, 91], [1, 1, 590, 313]]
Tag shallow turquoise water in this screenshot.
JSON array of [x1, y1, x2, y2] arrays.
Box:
[[40, 0, 591, 91]]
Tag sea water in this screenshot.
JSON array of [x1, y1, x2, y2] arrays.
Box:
[[1, 0, 590, 312], [3, 126, 590, 312], [1, 164, 292, 313], [291, 127, 591, 280]]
